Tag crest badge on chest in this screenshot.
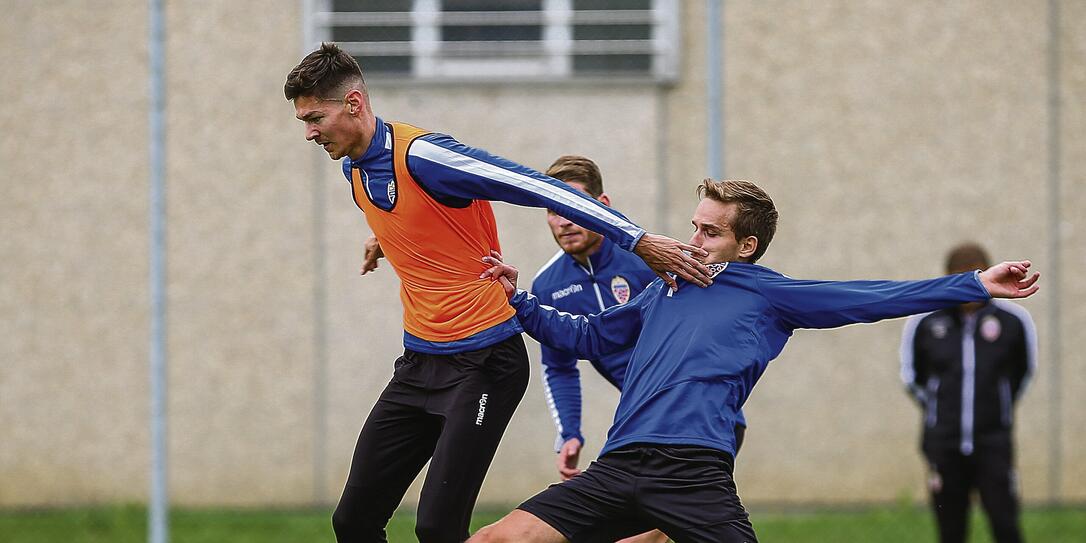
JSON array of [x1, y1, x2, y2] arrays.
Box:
[[386, 177, 397, 206], [358, 168, 397, 211], [929, 317, 949, 339], [611, 275, 631, 305]]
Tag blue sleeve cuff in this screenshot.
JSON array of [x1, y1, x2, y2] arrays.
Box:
[[556, 433, 585, 452], [627, 229, 647, 253], [971, 270, 992, 299], [511, 289, 530, 308]]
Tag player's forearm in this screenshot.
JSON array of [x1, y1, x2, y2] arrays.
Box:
[[774, 271, 990, 329], [511, 290, 614, 359], [854, 272, 990, 323], [407, 135, 644, 250], [542, 365, 585, 447], [551, 403, 585, 451]]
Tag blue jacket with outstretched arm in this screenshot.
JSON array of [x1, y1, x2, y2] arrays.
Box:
[[510, 262, 991, 457]]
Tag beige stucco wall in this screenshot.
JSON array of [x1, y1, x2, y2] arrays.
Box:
[[1056, 0, 1086, 503], [162, 2, 318, 506], [0, 1, 153, 505], [1, 0, 1081, 509], [1, 1, 321, 506]]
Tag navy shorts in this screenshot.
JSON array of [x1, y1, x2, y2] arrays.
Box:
[[518, 444, 757, 543]]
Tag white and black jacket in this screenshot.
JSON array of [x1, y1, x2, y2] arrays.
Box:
[[900, 300, 1037, 454]]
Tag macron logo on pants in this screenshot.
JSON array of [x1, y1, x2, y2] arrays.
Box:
[[476, 393, 489, 426]]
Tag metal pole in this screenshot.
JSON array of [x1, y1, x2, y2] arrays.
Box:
[[706, 0, 723, 179], [1046, 0, 1062, 506], [148, 0, 169, 541], [148, 0, 169, 538]]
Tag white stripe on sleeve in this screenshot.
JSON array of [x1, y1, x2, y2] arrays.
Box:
[[410, 140, 643, 240]]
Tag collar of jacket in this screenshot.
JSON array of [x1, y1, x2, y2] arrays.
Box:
[[950, 299, 995, 323], [349, 116, 388, 169], [666, 262, 730, 297], [584, 237, 616, 271], [706, 262, 729, 278]]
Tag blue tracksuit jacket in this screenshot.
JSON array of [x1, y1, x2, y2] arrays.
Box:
[[342, 117, 645, 353], [530, 238, 658, 448], [511, 262, 990, 457], [531, 240, 748, 449]]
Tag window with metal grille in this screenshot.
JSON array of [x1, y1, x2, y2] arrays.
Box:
[[304, 0, 680, 83]]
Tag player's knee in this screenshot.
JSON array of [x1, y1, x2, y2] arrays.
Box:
[[469, 519, 537, 543], [469, 511, 559, 543], [331, 502, 381, 540], [467, 523, 504, 543], [414, 518, 462, 543], [332, 484, 391, 540], [330, 505, 355, 539]]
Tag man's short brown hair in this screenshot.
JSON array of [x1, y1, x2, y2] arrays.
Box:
[[545, 155, 604, 197], [945, 242, 990, 274], [697, 179, 778, 263], [284, 42, 366, 101]]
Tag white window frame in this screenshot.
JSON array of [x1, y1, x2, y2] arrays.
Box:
[[303, 0, 680, 83]]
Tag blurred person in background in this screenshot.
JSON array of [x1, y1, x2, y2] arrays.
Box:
[[285, 42, 713, 543], [900, 242, 1037, 543]]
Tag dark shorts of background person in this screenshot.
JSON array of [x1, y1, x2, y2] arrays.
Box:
[[518, 444, 758, 543], [332, 334, 529, 543], [923, 440, 1022, 543]]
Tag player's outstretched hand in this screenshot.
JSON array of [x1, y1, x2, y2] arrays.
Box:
[[633, 233, 713, 291], [359, 236, 384, 275], [978, 260, 1040, 299], [557, 437, 582, 481], [480, 251, 518, 299]]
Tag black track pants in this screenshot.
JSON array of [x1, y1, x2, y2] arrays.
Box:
[[926, 444, 1022, 543], [332, 334, 529, 543]]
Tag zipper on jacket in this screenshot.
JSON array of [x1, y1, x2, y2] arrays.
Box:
[[960, 314, 976, 455], [580, 259, 607, 312]]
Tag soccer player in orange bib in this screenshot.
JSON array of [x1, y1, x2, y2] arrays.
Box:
[[285, 43, 713, 543]]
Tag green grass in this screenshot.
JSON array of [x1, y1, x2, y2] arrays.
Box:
[[0, 506, 503, 543], [0, 505, 1083, 542], [751, 506, 1086, 543]]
